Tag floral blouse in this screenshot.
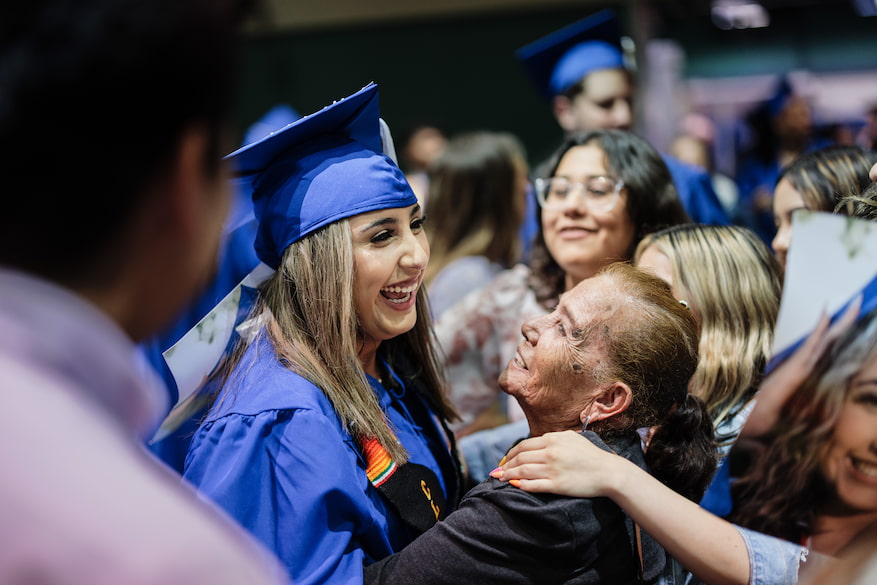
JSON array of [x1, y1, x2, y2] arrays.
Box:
[[433, 264, 553, 430]]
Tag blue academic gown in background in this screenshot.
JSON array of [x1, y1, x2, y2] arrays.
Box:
[[143, 214, 260, 471], [183, 333, 460, 585], [735, 156, 780, 245], [145, 105, 301, 470], [662, 154, 730, 226], [735, 139, 834, 245]]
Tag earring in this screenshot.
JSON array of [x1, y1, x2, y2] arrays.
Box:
[[581, 415, 591, 433]]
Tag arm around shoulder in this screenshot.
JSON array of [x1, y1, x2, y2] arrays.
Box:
[[498, 431, 752, 585]]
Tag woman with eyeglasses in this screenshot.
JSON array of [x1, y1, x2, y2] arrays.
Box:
[[434, 129, 690, 483]]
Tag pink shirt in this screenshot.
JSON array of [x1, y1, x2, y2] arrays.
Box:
[[0, 268, 289, 585]]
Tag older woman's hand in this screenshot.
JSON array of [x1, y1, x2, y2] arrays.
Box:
[[491, 430, 624, 498]]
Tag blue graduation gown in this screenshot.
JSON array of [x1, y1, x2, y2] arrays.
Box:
[[183, 333, 459, 585], [662, 154, 730, 226]]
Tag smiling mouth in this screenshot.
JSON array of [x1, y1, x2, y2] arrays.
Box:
[[558, 226, 596, 236], [851, 456, 877, 479], [513, 346, 528, 370], [380, 281, 419, 304]]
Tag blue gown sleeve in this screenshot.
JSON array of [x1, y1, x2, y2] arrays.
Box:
[[184, 408, 393, 585]]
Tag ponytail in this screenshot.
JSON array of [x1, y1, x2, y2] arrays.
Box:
[[645, 394, 718, 502]]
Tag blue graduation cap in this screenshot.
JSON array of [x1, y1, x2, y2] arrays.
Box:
[[226, 82, 417, 269], [243, 103, 301, 147], [516, 9, 625, 100]]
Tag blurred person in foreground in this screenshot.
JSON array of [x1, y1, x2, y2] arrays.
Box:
[[0, 1, 288, 582]]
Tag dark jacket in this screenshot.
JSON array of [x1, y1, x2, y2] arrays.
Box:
[[365, 431, 664, 585]]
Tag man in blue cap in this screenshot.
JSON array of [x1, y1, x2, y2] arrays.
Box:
[[517, 9, 730, 226], [0, 1, 288, 582]]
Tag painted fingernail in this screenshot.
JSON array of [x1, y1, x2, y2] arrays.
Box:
[[509, 479, 521, 488], [489, 467, 503, 478]]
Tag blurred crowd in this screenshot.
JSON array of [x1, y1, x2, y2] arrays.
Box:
[[3, 3, 877, 585]]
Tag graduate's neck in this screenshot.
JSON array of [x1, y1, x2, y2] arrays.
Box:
[[357, 335, 382, 379]]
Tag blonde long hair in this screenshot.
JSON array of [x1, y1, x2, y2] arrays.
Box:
[[634, 224, 782, 437], [234, 219, 455, 462]]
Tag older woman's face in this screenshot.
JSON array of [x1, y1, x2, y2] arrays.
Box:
[[350, 203, 428, 344], [499, 275, 616, 429], [541, 144, 636, 290], [819, 351, 877, 515]]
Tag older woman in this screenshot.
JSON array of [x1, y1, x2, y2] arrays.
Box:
[[182, 84, 461, 585], [437, 129, 689, 440], [496, 305, 877, 585], [364, 263, 716, 584]]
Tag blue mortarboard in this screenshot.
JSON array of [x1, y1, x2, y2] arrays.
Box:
[[242, 103, 302, 148], [224, 104, 303, 235], [226, 82, 417, 269], [516, 9, 625, 100]]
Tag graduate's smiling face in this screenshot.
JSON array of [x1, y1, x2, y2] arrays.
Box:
[[350, 203, 428, 345]]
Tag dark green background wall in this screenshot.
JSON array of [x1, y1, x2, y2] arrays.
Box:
[[232, 2, 876, 169], [668, 4, 877, 78], [234, 4, 617, 168]]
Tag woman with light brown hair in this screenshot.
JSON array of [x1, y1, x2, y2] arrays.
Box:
[[424, 131, 529, 318]]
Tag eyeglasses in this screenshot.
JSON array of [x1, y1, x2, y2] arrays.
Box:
[[533, 176, 624, 212]]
